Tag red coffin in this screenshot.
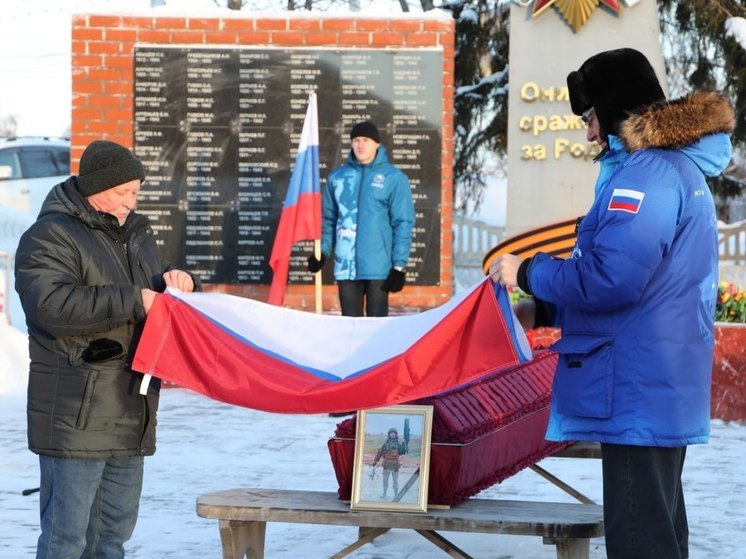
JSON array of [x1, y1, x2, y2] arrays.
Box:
[[327, 350, 570, 506]]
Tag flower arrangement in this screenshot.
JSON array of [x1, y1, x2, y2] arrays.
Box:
[[715, 282, 746, 323], [506, 286, 531, 305]]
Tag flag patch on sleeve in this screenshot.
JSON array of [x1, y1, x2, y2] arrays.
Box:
[[608, 188, 645, 214]]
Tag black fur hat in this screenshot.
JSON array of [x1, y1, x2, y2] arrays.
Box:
[[567, 48, 665, 140]]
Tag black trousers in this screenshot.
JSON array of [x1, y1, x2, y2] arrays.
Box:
[[337, 280, 388, 317], [601, 443, 689, 559]]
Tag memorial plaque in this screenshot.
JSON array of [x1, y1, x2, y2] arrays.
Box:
[[134, 46, 443, 286]]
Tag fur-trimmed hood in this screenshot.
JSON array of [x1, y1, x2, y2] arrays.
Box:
[[620, 91, 735, 153]]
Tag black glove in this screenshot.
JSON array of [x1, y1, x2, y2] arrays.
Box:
[[82, 338, 123, 363], [307, 253, 327, 273], [381, 269, 406, 293]]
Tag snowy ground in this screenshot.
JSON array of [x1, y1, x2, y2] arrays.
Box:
[[1, 377, 745, 558], [2, 232, 745, 557], [1, 206, 744, 557]]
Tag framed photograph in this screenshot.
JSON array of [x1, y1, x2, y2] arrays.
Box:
[[350, 404, 433, 513]]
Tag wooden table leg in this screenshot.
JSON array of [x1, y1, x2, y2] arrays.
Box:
[[544, 536, 590, 559], [329, 527, 389, 559], [530, 464, 596, 505], [218, 519, 266, 559], [358, 526, 390, 540], [416, 530, 474, 559]]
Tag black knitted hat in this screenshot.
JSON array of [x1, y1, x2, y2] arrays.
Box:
[[350, 121, 381, 143], [567, 48, 665, 139], [77, 140, 145, 196]]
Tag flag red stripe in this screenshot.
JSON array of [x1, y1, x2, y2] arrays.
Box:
[[133, 281, 522, 414], [608, 200, 640, 212], [268, 94, 321, 306], [268, 192, 321, 305]]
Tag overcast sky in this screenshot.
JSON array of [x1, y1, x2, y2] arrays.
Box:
[[0, 0, 432, 137], [0, 1, 151, 136]]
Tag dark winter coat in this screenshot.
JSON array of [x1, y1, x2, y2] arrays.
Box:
[[15, 177, 191, 458]]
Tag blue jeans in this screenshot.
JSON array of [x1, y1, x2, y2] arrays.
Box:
[[36, 455, 144, 559]]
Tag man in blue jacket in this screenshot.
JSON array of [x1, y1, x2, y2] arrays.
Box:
[[489, 49, 734, 558], [308, 121, 414, 316]]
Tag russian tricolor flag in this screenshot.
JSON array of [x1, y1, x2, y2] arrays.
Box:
[[268, 93, 321, 305], [131, 279, 532, 414], [608, 188, 645, 214]]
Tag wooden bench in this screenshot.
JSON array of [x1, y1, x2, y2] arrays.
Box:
[[197, 487, 604, 559]]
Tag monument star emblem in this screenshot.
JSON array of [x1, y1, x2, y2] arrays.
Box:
[[531, 0, 621, 32]]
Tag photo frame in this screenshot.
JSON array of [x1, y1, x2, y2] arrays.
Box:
[[350, 404, 434, 513]]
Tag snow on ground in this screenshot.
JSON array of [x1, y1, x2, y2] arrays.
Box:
[[1, 371, 745, 557], [2, 213, 745, 557]]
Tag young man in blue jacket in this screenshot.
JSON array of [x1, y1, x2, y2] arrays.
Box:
[[308, 121, 414, 316], [489, 49, 734, 558]]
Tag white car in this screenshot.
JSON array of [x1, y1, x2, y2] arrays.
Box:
[[0, 137, 70, 327], [0, 136, 70, 218]]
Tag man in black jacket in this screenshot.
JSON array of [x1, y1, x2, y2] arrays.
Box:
[[15, 140, 199, 559]]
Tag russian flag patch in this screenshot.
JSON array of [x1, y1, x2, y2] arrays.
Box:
[[608, 188, 645, 214]]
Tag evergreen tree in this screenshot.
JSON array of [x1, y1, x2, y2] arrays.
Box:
[[440, 1, 510, 214], [658, 0, 746, 219]]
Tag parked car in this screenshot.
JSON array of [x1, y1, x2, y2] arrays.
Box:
[[0, 136, 70, 217]]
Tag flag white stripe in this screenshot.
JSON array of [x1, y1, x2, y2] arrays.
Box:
[[611, 188, 645, 200], [168, 278, 494, 377], [297, 92, 318, 151]]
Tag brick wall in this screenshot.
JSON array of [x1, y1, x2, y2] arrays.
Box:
[[70, 13, 455, 311]]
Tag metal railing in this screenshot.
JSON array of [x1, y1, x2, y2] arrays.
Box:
[[718, 220, 746, 285], [452, 214, 505, 288], [452, 215, 746, 289]]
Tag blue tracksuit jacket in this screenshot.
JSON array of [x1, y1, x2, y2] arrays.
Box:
[[321, 145, 414, 281]]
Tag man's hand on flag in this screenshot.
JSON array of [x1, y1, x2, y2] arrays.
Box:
[[163, 269, 195, 292], [141, 289, 157, 315], [489, 254, 523, 288]]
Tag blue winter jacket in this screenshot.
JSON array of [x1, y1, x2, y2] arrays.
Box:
[[321, 144, 414, 280], [523, 91, 735, 447]]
